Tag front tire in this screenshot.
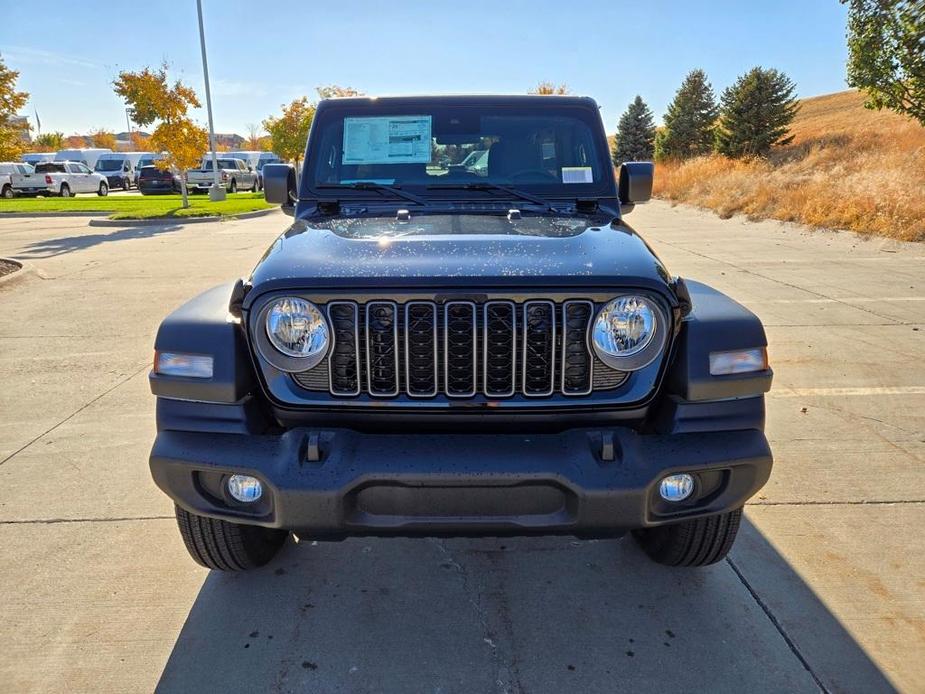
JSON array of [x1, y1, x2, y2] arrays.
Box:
[[229, 179, 237, 193], [174, 505, 288, 571], [122, 178, 130, 191], [59, 184, 71, 198], [1, 184, 12, 199], [632, 508, 743, 567], [97, 182, 108, 197]]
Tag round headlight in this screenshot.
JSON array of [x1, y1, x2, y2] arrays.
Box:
[[265, 297, 329, 363], [591, 295, 666, 371]]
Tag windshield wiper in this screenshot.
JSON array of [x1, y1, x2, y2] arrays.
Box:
[[317, 182, 431, 206], [425, 182, 554, 212]]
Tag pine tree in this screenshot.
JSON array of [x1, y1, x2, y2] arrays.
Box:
[[655, 69, 718, 160], [613, 96, 656, 165], [715, 67, 799, 158]]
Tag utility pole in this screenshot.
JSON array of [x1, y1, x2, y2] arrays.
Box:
[[196, 0, 225, 201]]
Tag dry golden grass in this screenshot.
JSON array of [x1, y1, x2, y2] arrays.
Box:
[[653, 90, 925, 242]]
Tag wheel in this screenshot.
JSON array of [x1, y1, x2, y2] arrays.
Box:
[[122, 178, 130, 191], [97, 182, 108, 197], [59, 184, 71, 198], [1, 184, 12, 199], [174, 505, 288, 571], [229, 179, 237, 193], [632, 508, 743, 567]]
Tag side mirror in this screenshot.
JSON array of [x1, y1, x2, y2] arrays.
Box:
[[263, 163, 297, 215], [618, 161, 654, 212]]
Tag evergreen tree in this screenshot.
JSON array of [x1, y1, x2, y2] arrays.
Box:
[[655, 69, 718, 160], [613, 96, 656, 165], [715, 67, 799, 158]]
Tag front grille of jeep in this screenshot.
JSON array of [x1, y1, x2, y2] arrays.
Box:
[[291, 299, 628, 399]]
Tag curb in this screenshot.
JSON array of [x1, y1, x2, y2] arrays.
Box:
[[87, 207, 280, 227], [0, 257, 30, 289], [0, 211, 108, 218]]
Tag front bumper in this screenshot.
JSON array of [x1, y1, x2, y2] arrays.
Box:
[[150, 426, 772, 538], [104, 174, 127, 187]]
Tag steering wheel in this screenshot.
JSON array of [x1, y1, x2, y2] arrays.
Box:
[[506, 169, 559, 184]]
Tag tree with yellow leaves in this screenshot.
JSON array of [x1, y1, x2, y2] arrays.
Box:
[[262, 97, 315, 170], [0, 57, 30, 160], [113, 64, 204, 207], [129, 131, 150, 151], [529, 81, 571, 95], [91, 129, 117, 150], [150, 118, 208, 208], [34, 131, 64, 152]]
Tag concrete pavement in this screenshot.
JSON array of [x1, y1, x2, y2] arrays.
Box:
[[0, 203, 921, 693]]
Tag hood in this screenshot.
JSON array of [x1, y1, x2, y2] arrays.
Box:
[[245, 214, 674, 304]]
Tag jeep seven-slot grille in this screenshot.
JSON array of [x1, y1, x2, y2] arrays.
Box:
[[292, 299, 628, 398]]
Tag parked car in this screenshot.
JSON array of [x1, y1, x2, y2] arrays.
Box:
[[187, 157, 259, 193], [11, 160, 109, 197], [137, 165, 182, 195], [53, 148, 112, 170], [221, 151, 282, 190], [135, 153, 166, 185], [21, 152, 57, 167], [1, 162, 34, 198], [94, 152, 146, 191], [149, 95, 773, 572]]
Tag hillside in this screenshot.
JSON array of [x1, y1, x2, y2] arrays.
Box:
[[652, 90, 925, 242]]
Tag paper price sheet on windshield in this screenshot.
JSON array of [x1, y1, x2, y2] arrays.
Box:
[[342, 116, 432, 165]]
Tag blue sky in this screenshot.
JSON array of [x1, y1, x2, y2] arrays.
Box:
[[2, 1, 850, 138]]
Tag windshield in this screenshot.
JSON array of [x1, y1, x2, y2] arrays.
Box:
[[306, 102, 610, 199], [95, 160, 124, 171], [203, 159, 239, 170], [35, 163, 66, 173]]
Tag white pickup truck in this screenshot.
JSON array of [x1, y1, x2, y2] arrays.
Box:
[[1, 162, 34, 198], [11, 161, 110, 197], [186, 157, 258, 193]]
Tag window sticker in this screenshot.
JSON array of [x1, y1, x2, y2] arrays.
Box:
[[562, 166, 593, 184], [342, 116, 432, 165]]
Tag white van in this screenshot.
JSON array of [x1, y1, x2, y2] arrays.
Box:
[[94, 152, 146, 190], [21, 152, 57, 166], [54, 148, 112, 170]]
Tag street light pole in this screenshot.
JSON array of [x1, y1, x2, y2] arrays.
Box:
[[196, 0, 225, 202]]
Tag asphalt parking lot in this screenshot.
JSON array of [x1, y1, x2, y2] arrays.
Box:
[[0, 203, 922, 693]]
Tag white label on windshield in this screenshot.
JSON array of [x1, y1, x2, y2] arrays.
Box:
[[342, 116, 432, 165], [562, 166, 593, 184]]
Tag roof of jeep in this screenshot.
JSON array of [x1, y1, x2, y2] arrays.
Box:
[[314, 94, 600, 110]]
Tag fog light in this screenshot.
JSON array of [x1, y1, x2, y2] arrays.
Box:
[[659, 473, 694, 502], [227, 475, 263, 503]]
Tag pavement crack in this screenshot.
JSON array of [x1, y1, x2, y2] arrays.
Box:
[[429, 538, 520, 694], [750, 499, 925, 507], [654, 237, 908, 325], [726, 556, 831, 694], [0, 515, 173, 525], [0, 362, 150, 468]]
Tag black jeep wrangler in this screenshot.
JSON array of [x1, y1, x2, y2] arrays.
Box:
[[149, 95, 772, 571]]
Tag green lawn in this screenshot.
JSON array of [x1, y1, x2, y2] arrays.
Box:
[[0, 192, 274, 220]]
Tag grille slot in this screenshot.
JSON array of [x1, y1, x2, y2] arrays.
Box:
[[522, 301, 556, 397], [444, 301, 477, 397], [365, 301, 399, 396], [327, 302, 360, 396], [483, 301, 516, 397], [291, 298, 629, 399], [561, 300, 594, 395], [405, 302, 438, 397]]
